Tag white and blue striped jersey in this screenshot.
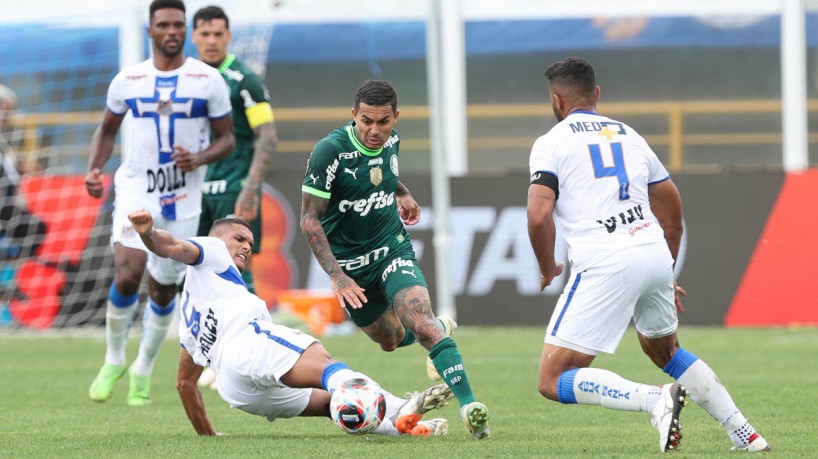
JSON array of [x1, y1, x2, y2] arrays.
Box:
[[529, 110, 669, 271], [178, 236, 271, 370], [106, 57, 231, 220]]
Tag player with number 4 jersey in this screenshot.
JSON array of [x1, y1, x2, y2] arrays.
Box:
[[527, 57, 769, 453], [529, 104, 669, 273]]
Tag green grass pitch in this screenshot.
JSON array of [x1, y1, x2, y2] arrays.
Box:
[[1, 326, 814, 457]]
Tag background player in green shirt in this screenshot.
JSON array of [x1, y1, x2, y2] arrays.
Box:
[[192, 6, 278, 294], [301, 80, 489, 440]]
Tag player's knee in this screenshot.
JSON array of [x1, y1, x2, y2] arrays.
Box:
[[378, 340, 399, 352], [538, 380, 560, 401], [113, 278, 140, 296]]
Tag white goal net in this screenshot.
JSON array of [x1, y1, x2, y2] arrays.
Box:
[[0, 1, 280, 330]]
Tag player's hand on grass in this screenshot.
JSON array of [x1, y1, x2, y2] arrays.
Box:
[[85, 168, 104, 198], [539, 262, 565, 291], [330, 272, 367, 309], [172, 145, 200, 172], [673, 281, 687, 314], [127, 209, 154, 235]]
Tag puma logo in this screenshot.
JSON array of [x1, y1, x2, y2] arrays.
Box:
[[401, 269, 417, 278], [309, 173, 318, 184], [344, 167, 358, 179]]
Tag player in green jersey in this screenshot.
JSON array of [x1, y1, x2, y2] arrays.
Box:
[[192, 6, 278, 294], [301, 80, 490, 440]]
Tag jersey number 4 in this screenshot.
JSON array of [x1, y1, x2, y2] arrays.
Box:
[[589, 142, 630, 201]]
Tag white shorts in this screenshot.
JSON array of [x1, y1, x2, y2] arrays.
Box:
[[110, 198, 199, 285], [544, 243, 678, 355], [215, 321, 318, 421]]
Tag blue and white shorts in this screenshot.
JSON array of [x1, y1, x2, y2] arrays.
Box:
[[215, 321, 318, 421], [544, 243, 678, 355]]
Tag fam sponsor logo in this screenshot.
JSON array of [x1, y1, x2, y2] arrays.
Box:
[[338, 246, 389, 271], [338, 191, 395, 216], [203, 180, 227, 194], [224, 68, 244, 82]]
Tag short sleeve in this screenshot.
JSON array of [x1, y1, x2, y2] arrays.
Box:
[[645, 143, 670, 185], [529, 133, 559, 178], [105, 73, 129, 115], [208, 76, 232, 119], [187, 237, 231, 271], [301, 139, 339, 199]]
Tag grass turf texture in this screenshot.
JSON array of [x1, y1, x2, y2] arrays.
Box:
[[1, 326, 813, 458]]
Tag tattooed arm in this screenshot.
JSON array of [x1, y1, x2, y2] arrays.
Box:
[[300, 192, 367, 309]]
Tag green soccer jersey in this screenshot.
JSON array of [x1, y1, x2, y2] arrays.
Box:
[[302, 123, 411, 265], [203, 54, 274, 195]]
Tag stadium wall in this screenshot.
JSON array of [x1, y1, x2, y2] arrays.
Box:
[[11, 171, 813, 329]]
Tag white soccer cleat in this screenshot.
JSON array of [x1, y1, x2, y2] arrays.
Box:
[[426, 315, 458, 381], [409, 418, 449, 437], [731, 433, 771, 452], [390, 383, 454, 434], [650, 383, 687, 452]]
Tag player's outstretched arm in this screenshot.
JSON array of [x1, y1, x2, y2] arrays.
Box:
[[127, 210, 202, 265], [177, 346, 220, 436], [300, 193, 367, 309], [527, 184, 564, 290], [395, 181, 420, 225], [86, 109, 125, 198]]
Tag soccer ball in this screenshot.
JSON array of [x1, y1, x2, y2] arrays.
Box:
[[329, 378, 386, 434]]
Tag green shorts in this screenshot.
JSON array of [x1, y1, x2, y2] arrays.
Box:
[[198, 192, 262, 254], [344, 247, 428, 327]]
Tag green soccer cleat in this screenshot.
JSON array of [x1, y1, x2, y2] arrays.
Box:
[[89, 363, 125, 402], [461, 401, 490, 440], [426, 315, 458, 381], [127, 367, 152, 407]]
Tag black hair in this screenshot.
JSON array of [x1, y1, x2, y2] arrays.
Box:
[[354, 80, 398, 112], [544, 57, 597, 98], [210, 216, 253, 235], [193, 5, 230, 29], [149, 0, 185, 23]]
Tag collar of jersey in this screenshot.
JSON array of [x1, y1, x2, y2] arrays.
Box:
[[568, 109, 599, 117], [217, 54, 237, 74], [345, 125, 382, 156]]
